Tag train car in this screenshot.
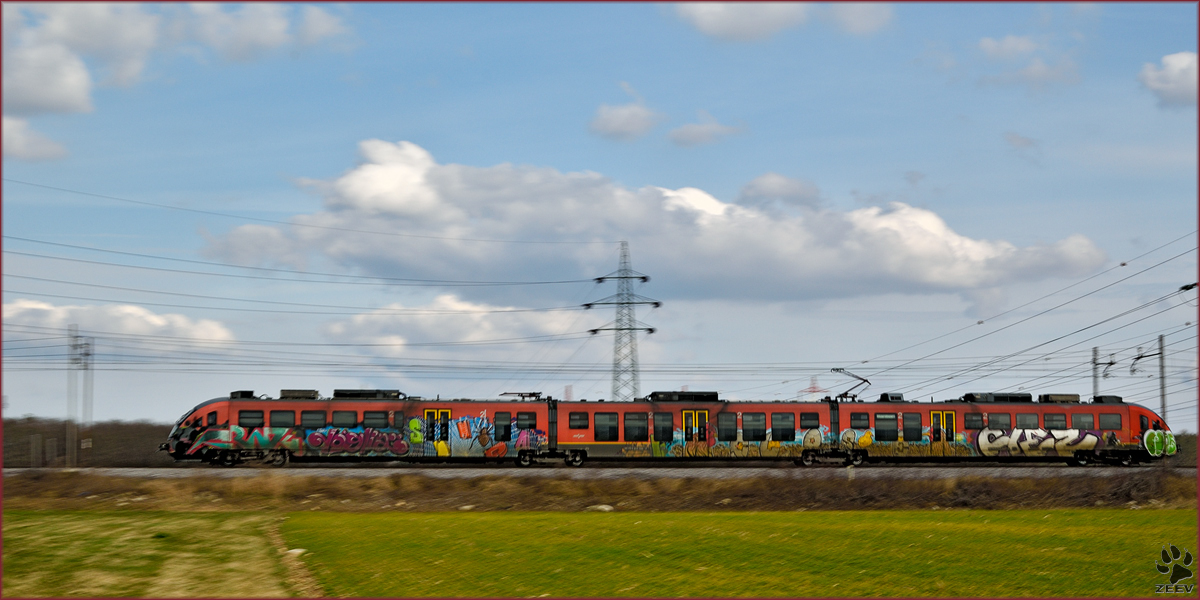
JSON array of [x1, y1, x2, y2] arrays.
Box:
[[160, 389, 550, 467], [553, 391, 832, 466], [825, 392, 1177, 466]]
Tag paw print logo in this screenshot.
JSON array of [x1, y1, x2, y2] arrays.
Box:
[[1157, 545, 1194, 584]]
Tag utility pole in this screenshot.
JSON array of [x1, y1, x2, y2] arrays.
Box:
[[66, 324, 78, 468], [1158, 334, 1167, 424], [1131, 335, 1169, 425], [65, 325, 94, 468], [1091, 347, 1115, 399], [584, 242, 660, 402]]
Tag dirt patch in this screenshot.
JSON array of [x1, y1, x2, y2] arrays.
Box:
[[3, 469, 1194, 513]]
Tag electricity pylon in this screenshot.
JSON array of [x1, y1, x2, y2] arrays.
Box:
[[584, 242, 660, 402]]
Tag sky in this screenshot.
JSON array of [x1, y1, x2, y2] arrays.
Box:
[[2, 2, 1197, 432]]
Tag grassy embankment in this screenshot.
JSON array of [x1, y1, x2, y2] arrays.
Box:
[[3, 509, 1196, 597]]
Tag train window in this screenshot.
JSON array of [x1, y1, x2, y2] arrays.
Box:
[[332, 411, 357, 428], [569, 412, 589, 429], [624, 413, 649, 442], [494, 412, 512, 442], [363, 411, 389, 429], [1016, 413, 1039, 429], [301, 411, 327, 428], [771, 413, 796, 441], [207, 412, 218, 426], [269, 410, 295, 428], [902, 413, 922, 441], [1044, 413, 1067, 430], [654, 413, 673, 442], [1099, 414, 1122, 430], [517, 412, 538, 430], [717, 413, 738, 441], [595, 413, 619, 441], [238, 410, 264, 428], [988, 413, 1011, 430], [743, 413, 767, 442], [799, 412, 820, 429], [1140, 415, 1149, 432], [1071, 413, 1094, 430], [964, 414, 984, 430], [850, 413, 869, 429], [875, 413, 898, 441]]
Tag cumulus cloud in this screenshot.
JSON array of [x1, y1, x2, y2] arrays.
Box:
[[589, 82, 663, 141], [1, 3, 351, 160], [2, 42, 93, 116], [668, 110, 742, 146], [323, 294, 580, 356], [979, 35, 1038, 60], [2, 299, 235, 342], [736, 172, 821, 210], [674, 2, 812, 41], [1139, 52, 1198, 108], [207, 140, 1107, 308], [2, 116, 68, 160], [826, 3, 893, 35]]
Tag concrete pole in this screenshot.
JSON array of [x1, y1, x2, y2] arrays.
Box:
[[1158, 334, 1167, 424], [1092, 346, 1099, 400], [66, 324, 78, 468]]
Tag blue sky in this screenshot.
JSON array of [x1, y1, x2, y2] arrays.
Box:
[[3, 3, 1197, 431]]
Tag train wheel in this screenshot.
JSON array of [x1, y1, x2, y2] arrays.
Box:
[[218, 450, 238, 467], [799, 452, 817, 467], [264, 450, 290, 468], [516, 452, 534, 468], [845, 452, 865, 467], [1070, 453, 1091, 467], [1117, 454, 1134, 467], [565, 452, 585, 467]]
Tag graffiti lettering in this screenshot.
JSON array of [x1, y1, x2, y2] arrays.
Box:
[[306, 428, 410, 456], [977, 428, 1099, 457]]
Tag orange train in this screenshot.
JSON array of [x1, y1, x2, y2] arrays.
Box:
[[160, 389, 1178, 467]]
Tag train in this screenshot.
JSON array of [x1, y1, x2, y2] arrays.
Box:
[[159, 388, 1179, 467]]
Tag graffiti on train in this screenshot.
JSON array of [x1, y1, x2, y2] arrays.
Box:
[[306, 428, 410, 455], [976, 428, 1101, 457]]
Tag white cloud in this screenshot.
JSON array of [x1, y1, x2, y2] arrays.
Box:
[[2, 299, 235, 342], [979, 35, 1038, 60], [323, 294, 580, 356], [668, 110, 742, 146], [186, 3, 293, 62], [298, 5, 350, 46], [674, 2, 812, 41], [2, 42, 93, 116], [2, 116, 68, 160], [208, 140, 1107, 306], [826, 3, 893, 35], [31, 3, 161, 85], [1139, 52, 1198, 108], [1, 3, 352, 159], [736, 172, 821, 209], [589, 82, 663, 141]]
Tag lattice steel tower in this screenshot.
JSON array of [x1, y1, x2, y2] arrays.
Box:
[[584, 242, 660, 402]]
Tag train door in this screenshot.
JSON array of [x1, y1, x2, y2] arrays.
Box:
[[424, 409, 451, 456], [931, 411, 955, 457], [682, 410, 709, 444]]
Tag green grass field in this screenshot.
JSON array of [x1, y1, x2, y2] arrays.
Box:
[[4, 509, 1195, 597], [280, 510, 1197, 597]]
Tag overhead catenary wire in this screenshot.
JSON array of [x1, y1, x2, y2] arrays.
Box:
[[2, 236, 596, 287], [2, 179, 621, 245]]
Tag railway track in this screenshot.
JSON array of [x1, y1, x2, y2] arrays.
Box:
[[6, 464, 1194, 480]]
